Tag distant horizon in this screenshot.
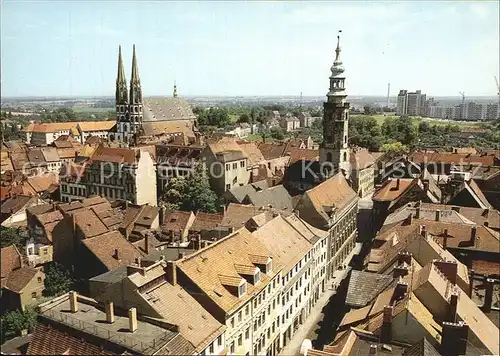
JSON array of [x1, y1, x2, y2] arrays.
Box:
[[2, 1, 498, 97], [1, 94, 499, 101]]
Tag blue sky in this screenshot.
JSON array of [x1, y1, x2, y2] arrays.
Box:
[[1, 1, 499, 97]]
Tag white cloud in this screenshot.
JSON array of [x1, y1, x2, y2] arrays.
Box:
[[469, 3, 490, 19]]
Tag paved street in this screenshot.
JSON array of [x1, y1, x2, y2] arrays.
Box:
[[279, 194, 375, 356], [279, 253, 357, 356]]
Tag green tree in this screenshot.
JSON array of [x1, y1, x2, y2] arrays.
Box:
[[270, 127, 285, 140], [0, 308, 37, 343], [0, 227, 28, 250], [160, 163, 219, 213], [250, 108, 256, 123], [418, 120, 430, 133], [43, 262, 74, 297], [380, 141, 409, 154], [349, 116, 382, 151], [237, 114, 250, 123], [381, 117, 417, 146]]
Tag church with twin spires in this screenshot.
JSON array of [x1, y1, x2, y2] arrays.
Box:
[[112, 45, 197, 145]]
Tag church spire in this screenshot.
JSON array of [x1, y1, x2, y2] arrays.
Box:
[[129, 44, 142, 104], [335, 34, 341, 62], [116, 45, 128, 104], [131, 44, 140, 84], [327, 30, 346, 102], [173, 80, 178, 98]]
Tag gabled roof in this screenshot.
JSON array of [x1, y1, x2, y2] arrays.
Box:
[[403, 338, 441, 356], [176, 228, 278, 314], [4, 267, 40, 293], [141, 279, 225, 352], [238, 142, 265, 166], [40, 147, 60, 162], [162, 211, 194, 233], [297, 172, 357, 227], [418, 203, 500, 229], [350, 148, 375, 170], [27, 322, 114, 355], [220, 203, 292, 229], [77, 121, 116, 132], [244, 185, 293, 211], [143, 97, 196, 122], [81, 231, 143, 271], [252, 215, 312, 273], [91, 145, 138, 164], [225, 180, 269, 204], [372, 179, 416, 202], [0, 194, 35, 215], [1, 245, 23, 288], [409, 151, 496, 166], [346, 271, 394, 308], [190, 212, 223, 232]]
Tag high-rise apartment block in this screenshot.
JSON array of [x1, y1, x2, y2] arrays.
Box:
[[396, 89, 426, 116]]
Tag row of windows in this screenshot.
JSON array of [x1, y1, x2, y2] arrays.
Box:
[[225, 161, 245, 171]]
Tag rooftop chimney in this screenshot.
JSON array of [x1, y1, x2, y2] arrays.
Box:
[[435, 209, 441, 221], [395, 179, 400, 190], [440, 321, 468, 356], [394, 278, 409, 301], [369, 345, 377, 355], [144, 233, 149, 255], [415, 207, 421, 219], [420, 225, 428, 239], [380, 305, 393, 343], [433, 260, 458, 285], [135, 257, 141, 266], [470, 226, 477, 245], [468, 269, 475, 297], [397, 251, 412, 266], [166, 261, 177, 286], [448, 288, 459, 323], [113, 248, 119, 260], [482, 278, 494, 313], [442, 229, 449, 249], [393, 265, 409, 279], [128, 307, 137, 333], [69, 291, 78, 313], [105, 301, 115, 324]]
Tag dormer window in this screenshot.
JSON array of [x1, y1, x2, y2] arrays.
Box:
[[254, 270, 261, 284], [265, 260, 272, 273], [238, 283, 247, 297]]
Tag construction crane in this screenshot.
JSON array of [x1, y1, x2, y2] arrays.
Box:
[[458, 91, 465, 120]]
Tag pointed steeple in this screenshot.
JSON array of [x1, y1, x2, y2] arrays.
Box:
[[173, 80, 178, 98], [116, 45, 128, 104], [130, 44, 140, 84], [129, 44, 142, 104], [327, 30, 346, 101], [335, 34, 341, 62]]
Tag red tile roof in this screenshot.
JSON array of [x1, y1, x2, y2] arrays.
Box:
[[5, 267, 39, 293], [27, 322, 114, 355], [1, 245, 23, 288], [81, 231, 143, 271], [409, 152, 496, 166], [372, 179, 416, 202]]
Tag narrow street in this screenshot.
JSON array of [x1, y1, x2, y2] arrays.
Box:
[[279, 194, 375, 355]]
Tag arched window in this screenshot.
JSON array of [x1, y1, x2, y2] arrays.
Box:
[[327, 152, 333, 162], [343, 152, 347, 162]]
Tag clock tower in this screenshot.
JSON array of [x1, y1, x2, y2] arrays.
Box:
[[319, 33, 350, 177]]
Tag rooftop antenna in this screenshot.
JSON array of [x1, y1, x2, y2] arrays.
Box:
[[300, 91, 303, 108]]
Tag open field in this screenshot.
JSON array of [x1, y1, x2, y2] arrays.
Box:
[[72, 107, 113, 113], [351, 114, 483, 129]]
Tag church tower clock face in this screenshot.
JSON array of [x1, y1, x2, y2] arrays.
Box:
[[319, 32, 351, 177]]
